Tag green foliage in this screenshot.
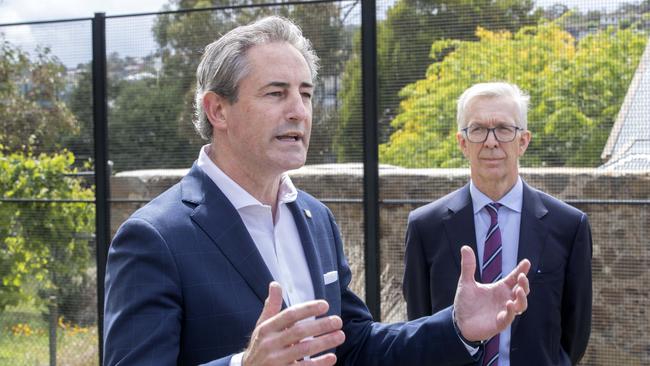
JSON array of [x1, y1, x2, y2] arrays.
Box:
[[335, 0, 541, 161], [0, 149, 95, 322], [0, 37, 79, 153], [380, 22, 648, 167]]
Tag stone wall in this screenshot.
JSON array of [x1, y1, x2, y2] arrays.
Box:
[[111, 165, 650, 365]]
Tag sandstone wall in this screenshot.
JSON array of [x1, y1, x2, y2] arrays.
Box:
[[111, 165, 650, 365]]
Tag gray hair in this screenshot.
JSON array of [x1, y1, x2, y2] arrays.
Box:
[[193, 16, 319, 140], [456, 82, 530, 130]]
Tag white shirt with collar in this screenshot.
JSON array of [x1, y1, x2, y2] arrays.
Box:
[[470, 176, 523, 366], [197, 144, 315, 366]]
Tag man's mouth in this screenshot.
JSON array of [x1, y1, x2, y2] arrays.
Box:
[[276, 133, 302, 142]]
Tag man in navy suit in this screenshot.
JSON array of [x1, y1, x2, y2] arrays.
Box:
[[104, 18, 532, 366], [403, 82, 592, 366]]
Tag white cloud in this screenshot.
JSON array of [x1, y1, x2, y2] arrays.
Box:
[[0, 0, 168, 23], [1, 0, 168, 67]]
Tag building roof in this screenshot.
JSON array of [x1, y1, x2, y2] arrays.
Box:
[[600, 37, 650, 172]]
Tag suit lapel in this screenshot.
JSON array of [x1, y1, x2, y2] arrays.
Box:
[[181, 165, 275, 304], [512, 181, 548, 333], [442, 185, 481, 282], [517, 182, 548, 275], [287, 198, 325, 302]]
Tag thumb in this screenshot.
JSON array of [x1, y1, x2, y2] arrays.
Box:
[[257, 281, 283, 326], [459, 246, 477, 285]]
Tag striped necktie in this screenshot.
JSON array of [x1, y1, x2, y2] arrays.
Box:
[[482, 202, 502, 366]]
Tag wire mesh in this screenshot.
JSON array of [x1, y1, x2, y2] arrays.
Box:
[[1, 1, 649, 365]]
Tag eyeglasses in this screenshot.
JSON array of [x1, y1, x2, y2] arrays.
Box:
[[461, 125, 522, 143]]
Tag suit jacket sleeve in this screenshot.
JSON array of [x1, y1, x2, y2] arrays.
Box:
[[103, 218, 233, 366], [324, 210, 477, 366], [402, 212, 433, 319], [561, 213, 592, 364]]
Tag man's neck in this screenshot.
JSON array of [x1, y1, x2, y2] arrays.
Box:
[[472, 175, 518, 202], [208, 147, 281, 216]]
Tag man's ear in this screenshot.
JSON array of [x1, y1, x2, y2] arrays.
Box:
[[456, 131, 469, 158], [518, 130, 531, 156], [202, 91, 228, 131]]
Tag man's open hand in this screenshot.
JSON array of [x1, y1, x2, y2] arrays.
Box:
[[242, 282, 345, 365], [453, 246, 531, 342]]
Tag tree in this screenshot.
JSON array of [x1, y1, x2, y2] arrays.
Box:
[[109, 73, 198, 169], [334, 0, 541, 161], [0, 37, 79, 153], [65, 52, 137, 163], [0, 149, 95, 325], [379, 22, 647, 168]]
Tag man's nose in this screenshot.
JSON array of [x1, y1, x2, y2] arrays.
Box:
[[286, 92, 310, 122], [484, 129, 500, 147]]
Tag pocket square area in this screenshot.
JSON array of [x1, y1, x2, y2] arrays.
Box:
[[323, 271, 338, 285]]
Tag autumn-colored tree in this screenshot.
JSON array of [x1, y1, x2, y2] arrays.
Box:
[[334, 0, 541, 161], [379, 22, 647, 168]]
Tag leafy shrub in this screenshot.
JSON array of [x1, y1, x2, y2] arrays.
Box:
[[0, 148, 95, 325]]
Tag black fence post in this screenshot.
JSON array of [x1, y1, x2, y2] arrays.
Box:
[[92, 12, 110, 365], [49, 295, 57, 366], [361, 0, 380, 321]]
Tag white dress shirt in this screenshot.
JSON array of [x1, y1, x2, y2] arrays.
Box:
[[470, 177, 523, 366], [197, 145, 315, 366]]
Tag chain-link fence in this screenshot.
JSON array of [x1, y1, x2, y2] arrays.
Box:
[[1, 0, 649, 364]]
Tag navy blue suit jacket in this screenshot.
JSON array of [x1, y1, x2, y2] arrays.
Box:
[[403, 182, 592, 365], [104, 164, 477, 365]]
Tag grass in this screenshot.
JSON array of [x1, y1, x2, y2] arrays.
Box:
[[0, 306, 98, 366]]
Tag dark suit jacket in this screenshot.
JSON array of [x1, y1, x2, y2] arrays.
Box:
[[403, 181, 592, 366], [104, 164, 477, 366]]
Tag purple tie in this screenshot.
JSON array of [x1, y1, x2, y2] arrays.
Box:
[[482, 202, 502, 366]]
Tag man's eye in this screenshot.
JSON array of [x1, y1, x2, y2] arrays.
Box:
[[470, 127, 486, 133], [497, 126, 513, 132], [301, 92, 312, 99], [267, 91, 283, 97]]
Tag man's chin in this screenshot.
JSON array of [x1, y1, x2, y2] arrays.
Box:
[[279, 157, 307, 172]]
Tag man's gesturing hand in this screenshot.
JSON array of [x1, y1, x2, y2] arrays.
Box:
[[242, 282, 345, 366], [453, 246, 531, 342]]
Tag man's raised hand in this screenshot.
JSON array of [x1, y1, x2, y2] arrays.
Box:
[[242, 282, 345, 365], [453, 246, 531, 342]]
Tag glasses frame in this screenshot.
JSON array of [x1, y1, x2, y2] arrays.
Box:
[[461, 125, 523, 143]]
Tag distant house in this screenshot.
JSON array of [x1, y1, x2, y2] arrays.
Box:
[[600, 37, 650, 172]]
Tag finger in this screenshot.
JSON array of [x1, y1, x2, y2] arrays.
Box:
[[281, 315, 343, 347], [296, 353, 337, 366], [502, 258, 531, 287], [513, 285, 528, 314], [496, 299, 517, 332], [518, 272, 530, 295], [283, 330, 345, 364], [264, 300, 330, 334], [257, 281, 284, 327], [459, 245, 477, 285]]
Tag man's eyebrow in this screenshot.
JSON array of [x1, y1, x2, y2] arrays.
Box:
[[263, 81, 314, 89]]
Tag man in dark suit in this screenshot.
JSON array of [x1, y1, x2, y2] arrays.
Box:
[[403, 82, 592, 366], [104, 19, 532, 366]]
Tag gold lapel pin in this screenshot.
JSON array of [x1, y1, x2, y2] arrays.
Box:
[[304, 209, 312, 219]]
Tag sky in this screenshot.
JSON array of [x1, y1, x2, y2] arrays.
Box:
[[0, 0, 168, 23], [0, 0, 170, 67], [0, 0, 635, 68], [0, 0, 632, 24]]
